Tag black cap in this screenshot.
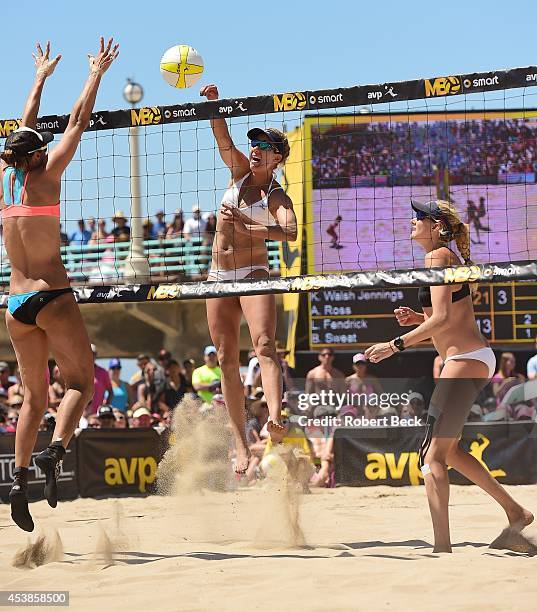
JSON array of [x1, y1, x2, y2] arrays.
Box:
[[410, 199, 453, 237], [97, 405, 115, 419], [4, 127, 54, 155], [247, 127, 286, 156]]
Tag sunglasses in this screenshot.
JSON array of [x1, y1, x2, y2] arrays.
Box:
[[250, 139, 277, 152]]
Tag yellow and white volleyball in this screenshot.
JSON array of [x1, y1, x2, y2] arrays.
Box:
[[160, 45, 204, 89], [260, 453, 287, 479]]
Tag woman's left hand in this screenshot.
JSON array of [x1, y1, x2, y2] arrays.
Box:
[[221, 203, 248, 232], [364, 342, 394, 364]]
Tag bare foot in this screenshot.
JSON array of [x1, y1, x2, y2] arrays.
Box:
[[267, 418, 285, 444], [507, 507, 534, 530], [234, 445, 251, 475]]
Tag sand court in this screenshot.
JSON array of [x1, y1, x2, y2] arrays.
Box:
[[1, 484, 536, 612]]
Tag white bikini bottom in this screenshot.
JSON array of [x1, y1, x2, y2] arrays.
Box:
[[207, 266, 269, 282], [444, 346, 496, 379]]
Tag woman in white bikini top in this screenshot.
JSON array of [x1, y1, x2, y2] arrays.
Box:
[[200, 83, 297, 475]]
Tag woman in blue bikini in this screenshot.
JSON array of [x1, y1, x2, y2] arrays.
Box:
[[0, 38, 118, 531], [200, 84, 297, 473]]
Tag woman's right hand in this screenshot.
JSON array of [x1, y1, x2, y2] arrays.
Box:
[[200, 84, 219, 100], [394, 306, 423, 326], [33, 41, 61, 78]]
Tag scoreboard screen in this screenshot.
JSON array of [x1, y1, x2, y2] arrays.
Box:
[[309, 282, 537, 348]]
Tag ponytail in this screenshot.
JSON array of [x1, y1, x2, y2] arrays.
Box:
[[0, 148, 32, 171], [455, 222, 472, 265]]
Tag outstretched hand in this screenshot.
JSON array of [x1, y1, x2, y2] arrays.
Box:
[[88, 37, 120, 76], [200, 84, 219, 100], [33, 41, 61, 78]]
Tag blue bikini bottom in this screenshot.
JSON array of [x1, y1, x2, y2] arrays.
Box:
[[7, 288, 73, 325]]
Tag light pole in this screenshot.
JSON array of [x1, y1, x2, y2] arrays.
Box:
[[122, 79, 151, 283]]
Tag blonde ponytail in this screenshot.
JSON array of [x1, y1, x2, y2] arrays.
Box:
[[455, 222, 472, 264]]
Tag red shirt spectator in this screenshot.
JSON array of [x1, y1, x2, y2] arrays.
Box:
[[87, 344, 113, 415]]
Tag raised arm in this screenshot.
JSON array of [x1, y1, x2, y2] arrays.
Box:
[[200, 84, 250, 180], [47, 37, 119, 178], [21, 42, 62, 129]]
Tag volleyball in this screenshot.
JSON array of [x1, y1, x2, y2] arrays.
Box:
[[160, 45, 204, 89]]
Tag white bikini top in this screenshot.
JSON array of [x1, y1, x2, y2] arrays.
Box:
[[221, 173, 282, 227]]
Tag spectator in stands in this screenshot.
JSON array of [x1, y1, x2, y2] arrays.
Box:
[[7, 366, 24, 404], [492, 352, 525, 404], [305, 349, 345, 397], [8, 394, 24, 411], [142, 219, 154, 240], [468, 404, 483, 422], [138, 361, 166, 411], [87, 414, 100, 428], [244, 348, 260, 398], [158, 349, 172, 370], [192, 346, 221, 404], [527, 336, 537, 380], [87, 217, 96, 237], [70, 219, 92, 245], [182, 358, 196, 394], [113, 408, 129, 428], [166, 210, 184, 238], [152, 210, 167, 238], [48, 364, 66, 410], [0, 362, 14, 395], [111, 210, 131, 242], [244, 397, 269, 482], [400, 391, 425, 421], [59, 224, 70, 247], [97, 405, 116, 428], [130, 353, 150, 392], [0, 411, 9, 433], [87, 344, 113, 416], [132, 405, 152, 428], [89, 218, 109, 244], [346, 353, 384, 403], [162, 359, 187, 409], [276, 341, 295, 393], [107, 358, 132, 413], [203, 212, 217, 246], [183, 205, 207, 241]]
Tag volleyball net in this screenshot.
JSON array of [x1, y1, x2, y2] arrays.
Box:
[[1, 65, 537, 309]]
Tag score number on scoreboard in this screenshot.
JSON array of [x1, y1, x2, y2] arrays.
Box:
[[309, 282, 537, 348]]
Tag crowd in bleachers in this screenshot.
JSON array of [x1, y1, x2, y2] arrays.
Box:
[[59, 205, 217, 247], [1, 337, 535, 488], [312, 119, 537, 185]]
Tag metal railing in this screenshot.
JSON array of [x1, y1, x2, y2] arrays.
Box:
[[0, 237, 281, 285]]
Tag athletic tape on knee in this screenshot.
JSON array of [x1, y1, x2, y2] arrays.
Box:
[[421, 463, 432, 476]]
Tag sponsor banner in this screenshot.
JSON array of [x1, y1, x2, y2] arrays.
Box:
[[76, 428, 162, 497], [0, 433, 78, 503], [2, 65, 537, 136], [0, 260, 533, 306], [334, 422, 537, 487]]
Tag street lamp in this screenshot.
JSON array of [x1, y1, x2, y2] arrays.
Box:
[[122, 79, 151, 283]]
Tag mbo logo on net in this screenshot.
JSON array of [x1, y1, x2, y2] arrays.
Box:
[[130, 106, 162, 126], [273, 92, 307, 112], [424, 76, 461, 97], [0, 119, 22, 137]]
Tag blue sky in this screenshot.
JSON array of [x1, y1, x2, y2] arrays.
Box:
[[1, 0, 536, 118], [1, 0, 537, 233]]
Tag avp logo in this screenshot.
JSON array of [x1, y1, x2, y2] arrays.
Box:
[[0, 119, 22, 137], [526, 73, 537, 82], [131, 106, 162, 126], [463, 75, 499, 89], [424, 76, 461, 97], [273, 92, 306, 112], [104, 456, 157, 493]]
